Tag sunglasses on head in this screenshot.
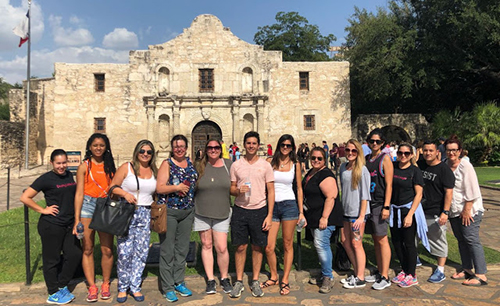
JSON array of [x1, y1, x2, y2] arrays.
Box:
[[311, 156, 323, 161], [368, 139, 384, 145], [139, 149, 153, 155], [207, 146, 221, 151], [397, 151, 411, 157], [345, 148, 358, 154], [280, 143, 292, 148]]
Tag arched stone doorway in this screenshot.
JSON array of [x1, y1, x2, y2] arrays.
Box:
[[191, 121, 222, 158], [381, 125, 412, 144]]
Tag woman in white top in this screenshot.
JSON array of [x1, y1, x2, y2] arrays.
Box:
[[262, 134, 304, 295], [445, 136, 487, 286], [111, 140, 158, 303]]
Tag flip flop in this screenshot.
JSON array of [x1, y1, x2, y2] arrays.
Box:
[[451, 270, 474, 280], [462, 276, 488, 286], [261, 279, 278, 288], [280, 282, 290, 295]]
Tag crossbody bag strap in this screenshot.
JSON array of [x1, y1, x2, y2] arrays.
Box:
[[129, 162, 140, 201], [87, 160, 107, 196], [222, 158, 230, 175]]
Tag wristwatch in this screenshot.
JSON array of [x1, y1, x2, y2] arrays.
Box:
[[442, 210, 450, 216], [382, 206, 390, 210]]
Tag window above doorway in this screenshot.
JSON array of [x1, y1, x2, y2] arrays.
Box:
[[199, 69, 214, 93]]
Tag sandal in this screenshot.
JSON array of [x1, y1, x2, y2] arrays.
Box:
[[280, 282, 290, 295], [451, 270, 473, 280], [463, 276, 488, 286], [260, 278, 278, 288]]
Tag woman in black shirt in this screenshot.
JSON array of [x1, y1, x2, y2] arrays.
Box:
[[20, 149, 82, 304]]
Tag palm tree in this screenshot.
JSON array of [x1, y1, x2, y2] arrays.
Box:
[[464, 102, 500, 163]]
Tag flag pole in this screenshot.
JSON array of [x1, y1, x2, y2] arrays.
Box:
[[24, 0, 31, 169]]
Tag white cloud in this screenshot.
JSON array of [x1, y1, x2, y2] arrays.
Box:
[[69, 15, 84, 26], [0, 46, 129, 84], [138, 26, 152, 41], [102, 28, 139, 50], [0, 0, 44, 51], [49, 15, 94, 47]]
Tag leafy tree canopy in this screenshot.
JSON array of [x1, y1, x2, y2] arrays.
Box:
[[254, 11, 336, 61]]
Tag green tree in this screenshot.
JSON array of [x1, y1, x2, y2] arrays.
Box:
[[0, 104, 9, 121], [463, 102, 500, 163], [254, 11, 336, 61]]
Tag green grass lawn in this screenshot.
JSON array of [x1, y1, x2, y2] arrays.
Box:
[[2, 205, 500, 284], [475, 167, 500, 187]]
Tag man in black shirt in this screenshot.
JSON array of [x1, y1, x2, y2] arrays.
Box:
[[418, 141, 455, 283]]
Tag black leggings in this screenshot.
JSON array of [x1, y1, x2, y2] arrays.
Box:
[[38, 218, 82, 294], [390, 211, 417, 276]]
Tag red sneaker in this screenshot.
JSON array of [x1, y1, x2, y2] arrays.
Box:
[[100, 281, 111, 300], [86, 284, 98, 302]]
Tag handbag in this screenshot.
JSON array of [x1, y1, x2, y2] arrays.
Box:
[[89, 163, 139, 236], [333, 228, 352, 271], [89, 185, 135, 236], [150, 197, 167, 234]]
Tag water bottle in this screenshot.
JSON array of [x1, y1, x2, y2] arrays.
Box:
[[244, 177, 251, 198], [172, 176, 180, 186], [76, 222, 84, 240], [352, 220, 361, 241], [297, 218, 306, 232]]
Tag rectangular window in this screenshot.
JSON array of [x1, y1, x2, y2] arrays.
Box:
[[263, 80, 269, 92], [304, 115, 315, 130], [94, 117, 106, 133], [199, 69, 214, 92], [94, 73, 105, 92], [299, 72, 309, 90]]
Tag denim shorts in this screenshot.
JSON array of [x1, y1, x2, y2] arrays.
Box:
[[81, 195, 98, 219], [272, 199, 299, 222]]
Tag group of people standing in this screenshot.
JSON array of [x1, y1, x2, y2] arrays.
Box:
[[20, 127, 488, 304]]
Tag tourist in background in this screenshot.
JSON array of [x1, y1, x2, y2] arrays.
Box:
[[445, 136, 488, 286], [389, 143, 428, 288], [194, 139, 233, 294], [73, 133, 116, 302], [111, 140, 157, 303], [303, 147, 343, 293], [157, 135, 198, 302], [21, 149, 82, 305], [263, 134, 304, 295], [364, 129, 393, 290], [339, 140, 370, 289]]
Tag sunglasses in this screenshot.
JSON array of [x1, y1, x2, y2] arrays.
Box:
[[397, 151, 411, 157], [345, 148, 358, 154], [368, 139, 384, 145], [446, 149, 459, 154], [139, 149, 153, 155], [174, 146, 186, 150], [280, 143, 292, 148], [207, 146, 221, 151], [311, 156, 323, 161]]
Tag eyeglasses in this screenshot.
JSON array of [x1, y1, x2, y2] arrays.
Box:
[[368, 139, 384, 145], [311, 156, 323, 161], [280, 143, 292, 148], [207, 146, 221, 151], [139, 149, 153, 155], [345, 148, 358, 154], [397, 151, 411, 157], [446, 149, 459, 154], [174, 146, 186, 150]]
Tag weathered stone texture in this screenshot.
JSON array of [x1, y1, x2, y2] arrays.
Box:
[[7, 14, 351, 163]]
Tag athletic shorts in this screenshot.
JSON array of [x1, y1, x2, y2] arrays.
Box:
[[81, 195, 99, 219], [365, 204, 388, 236], [425, 214, 448, 258], [272, 199, 299, 222], [230, 205, 268, 247], [193, 210, 232, 233]]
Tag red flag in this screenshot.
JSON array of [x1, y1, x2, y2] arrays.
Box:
[[13, 11, 29, 47]]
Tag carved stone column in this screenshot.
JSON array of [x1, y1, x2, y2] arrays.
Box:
[[232, 101, 240, 143], [256, 104, 264, 135], [146, 105, 155, 141]]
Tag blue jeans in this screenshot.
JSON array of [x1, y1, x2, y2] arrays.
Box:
[[311, 225, 336, 278]]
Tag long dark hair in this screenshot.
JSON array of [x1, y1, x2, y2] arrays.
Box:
[[131, 139, 158, 178], [271, 134, 298, 169], [83, 133, 116, 180]]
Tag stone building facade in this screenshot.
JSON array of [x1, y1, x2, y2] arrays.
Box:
[[8, 14, 351, 164]]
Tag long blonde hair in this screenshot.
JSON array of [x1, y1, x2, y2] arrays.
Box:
[[347, 139, 365, 190]]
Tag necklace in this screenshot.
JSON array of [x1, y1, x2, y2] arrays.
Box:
[[280, 158, 290, 169]]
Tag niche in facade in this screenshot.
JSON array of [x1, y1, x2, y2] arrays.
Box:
[[242, 67, 253, 93]]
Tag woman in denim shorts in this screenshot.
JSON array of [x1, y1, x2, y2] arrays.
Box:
[[262, 134, 304, 295], [73, 133, 116, 302]]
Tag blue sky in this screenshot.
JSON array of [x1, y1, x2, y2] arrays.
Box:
[[0, 0, 388, 84]]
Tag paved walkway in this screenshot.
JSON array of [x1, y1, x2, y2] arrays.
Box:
[[1, 172, 499, 305]]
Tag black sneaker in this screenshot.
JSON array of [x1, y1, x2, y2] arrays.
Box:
[[205, 279, 216, 294], [220, 278, 232, 294], [343, 276, 367, 289]]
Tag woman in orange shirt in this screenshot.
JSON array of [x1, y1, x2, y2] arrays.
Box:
[[73, 133, 116, 302]]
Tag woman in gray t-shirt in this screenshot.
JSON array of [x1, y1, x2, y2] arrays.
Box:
[[194, 139, 233, 294]]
